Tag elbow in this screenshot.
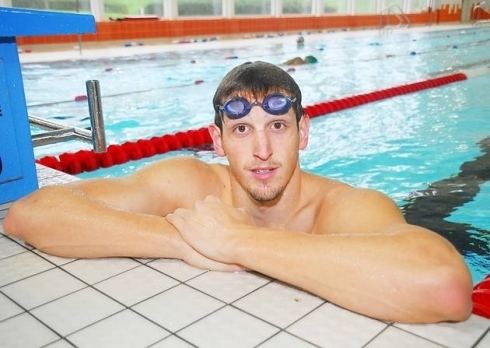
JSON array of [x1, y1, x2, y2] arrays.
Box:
[[3, 199, 26, 239], [433, 268, 473, 322], [420, 263, 473, 323], [3, 186, 53, 242]]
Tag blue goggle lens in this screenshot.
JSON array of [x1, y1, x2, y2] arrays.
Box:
[[219, 94, 296, 119]]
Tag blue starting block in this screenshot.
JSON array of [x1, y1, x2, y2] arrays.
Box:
[[0, 7, 95, 204]]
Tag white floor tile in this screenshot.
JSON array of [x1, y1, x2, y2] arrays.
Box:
[[5, 235, 34, 250], [2, 268, 86, 310], [0, 252, 54, 287], [476, 330, 490, 348], [33, 249, 75, 266], [31, 287, 124, 336], [150, 335, 194, 347], [287, 303, 387, 348], [61, 257, 139, 284], [94, 265, 178, 306], [234, 281, 324, 328], [133, 284, 223, 332], [0, 312, 59, 348], [68, 309, 169, 348], [0, 209, 8, 220], [186, 270, 269, 303], [396, 314, 490, 348], [135, 258, 154, 264], [0, 202, 11, 211], [366, 326, 444, 348], [148, 259, 206, 282], [0, 237, 27, 259], [179, 306, 278, 348], [44, 339, 74, 348], [0, 292, 24, 321], [258, 332, 316, 347]]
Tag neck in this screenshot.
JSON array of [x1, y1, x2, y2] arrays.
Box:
[[229, 165, 304, 229]]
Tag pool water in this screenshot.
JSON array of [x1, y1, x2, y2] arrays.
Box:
[[22, 27, 490, 283]]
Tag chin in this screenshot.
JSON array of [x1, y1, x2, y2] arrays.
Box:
[[249, 185, 284, 202]]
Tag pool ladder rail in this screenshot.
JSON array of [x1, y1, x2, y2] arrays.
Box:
[[29, 80, 107, 153], [473, 1, 490, 25], [379, 4, 410, 34]]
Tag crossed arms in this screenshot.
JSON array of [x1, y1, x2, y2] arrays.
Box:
[[3, 157, 472, 323]]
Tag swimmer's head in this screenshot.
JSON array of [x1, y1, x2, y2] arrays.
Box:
[[213, 61, 304, 130], [304, 55, 318, 64]]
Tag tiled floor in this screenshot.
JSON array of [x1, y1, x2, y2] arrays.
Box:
[[0, 165, 489, 348]]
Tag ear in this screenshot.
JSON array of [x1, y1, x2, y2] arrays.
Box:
[[298, 114, 310, 150], [208, 124, 226, 156]]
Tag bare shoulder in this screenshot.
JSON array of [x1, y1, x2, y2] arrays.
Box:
[[313, 178, 406, 234], [62, 157, 225, 215], [128, 156, 226, 206]]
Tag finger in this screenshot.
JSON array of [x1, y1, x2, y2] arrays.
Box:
[[194, 199, 204, 210], [166, 212, 185, 229], [173, 207, 191, 217], [204, 195, 220, 203]]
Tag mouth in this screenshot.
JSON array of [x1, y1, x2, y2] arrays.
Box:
[[250, 167, 277, 180]]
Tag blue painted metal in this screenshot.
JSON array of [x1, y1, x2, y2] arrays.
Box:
[[0, 7, 96, 204], [0, 7, 95, 36]]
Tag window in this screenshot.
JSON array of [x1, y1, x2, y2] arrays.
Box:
[[103, 0, 163, 18], [235, 0, 271, 15], [324, 0, 347, 14], [354, 0, 377, 14], [410, 0, 429, 12], [283, 0, 312, 15], [177, 0, 223, 16], [385, 0, 404, 11], [12, 0, 90, 13]]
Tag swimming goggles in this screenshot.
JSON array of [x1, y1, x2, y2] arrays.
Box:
[[217, 93, 296, 119]]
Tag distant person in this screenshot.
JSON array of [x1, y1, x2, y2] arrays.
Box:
[[283, 55, 318, 66], [4, 61, 472, 324], [296, 35, 305, 47]]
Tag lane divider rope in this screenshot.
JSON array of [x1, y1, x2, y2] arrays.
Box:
[[36, 72, 468, 175]]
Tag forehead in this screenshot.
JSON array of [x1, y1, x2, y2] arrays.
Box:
[[223, 88, 290, 101]]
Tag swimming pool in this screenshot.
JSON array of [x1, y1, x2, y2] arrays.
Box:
[[22, 26, 490, 283]]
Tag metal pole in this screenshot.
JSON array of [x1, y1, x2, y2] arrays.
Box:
[[86, 80, 107, 153]]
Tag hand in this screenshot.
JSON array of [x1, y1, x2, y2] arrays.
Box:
[[176, 235, 244, 272], [167, 195, 253, 264]]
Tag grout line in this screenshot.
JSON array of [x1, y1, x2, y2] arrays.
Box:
[[361, 324, 391, 348], [393, 325, 451, 347], [0, 290, 64, 341], [472, 326, 490, 348], [39, 338, 77, 348], [145, 333, 199, 348]]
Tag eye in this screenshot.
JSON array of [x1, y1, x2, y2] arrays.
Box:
[[271, 121, 286, 131], [233, 124, 250, 135]]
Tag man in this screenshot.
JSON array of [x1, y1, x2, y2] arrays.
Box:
[[4, 61, 472, 323], [283, 55, 318, 66]]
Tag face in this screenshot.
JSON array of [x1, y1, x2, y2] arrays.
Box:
[[209, 93, 309, 203]]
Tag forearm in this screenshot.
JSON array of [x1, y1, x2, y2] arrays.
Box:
[[231, 227, 472, 323], [4, 186, 181, 259]]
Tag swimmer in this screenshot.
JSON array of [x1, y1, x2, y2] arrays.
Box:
[[283, 55, 318, 66], [4, 61, 472, 324]]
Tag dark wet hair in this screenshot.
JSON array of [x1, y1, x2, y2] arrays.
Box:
[[213, 61, 304, 130]]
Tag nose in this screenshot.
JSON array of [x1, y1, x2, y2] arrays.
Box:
[[253, 130, 272, 161]]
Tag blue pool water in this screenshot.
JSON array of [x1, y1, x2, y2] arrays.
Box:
[[23, 27, 490, 283]]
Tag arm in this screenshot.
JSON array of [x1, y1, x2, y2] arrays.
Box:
[[167, 193, 473, 323], [3, 158, 240, 271]]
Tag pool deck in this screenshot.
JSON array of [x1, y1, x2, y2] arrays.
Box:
[[0, 165, 489, 348]]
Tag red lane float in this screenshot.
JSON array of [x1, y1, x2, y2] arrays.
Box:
[[473, 274, 490, 319], [37, 73, 467, 175]]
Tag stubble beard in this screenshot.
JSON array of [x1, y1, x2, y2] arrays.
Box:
[[246, 181, 285, 202]]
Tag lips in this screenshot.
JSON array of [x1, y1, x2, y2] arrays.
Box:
[[250, 167, 277, 180]]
